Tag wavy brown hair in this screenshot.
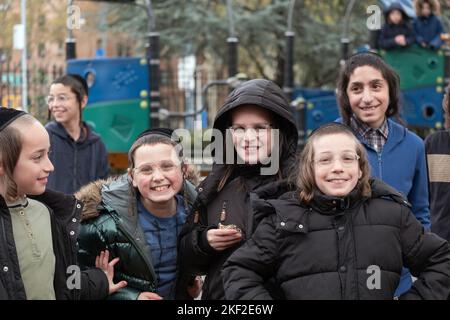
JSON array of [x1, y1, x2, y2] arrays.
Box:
[[297, 123, 372, 204]]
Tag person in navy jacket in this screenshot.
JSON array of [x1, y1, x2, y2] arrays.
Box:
[[413, 0, 445, 50], [46, 74, 109, 194]]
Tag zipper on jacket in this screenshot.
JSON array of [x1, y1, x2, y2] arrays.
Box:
[[115, 219, 157, 292], [377, 151, 382, 179], [333, 215, 346, 298], [363, 138, 384, 181]]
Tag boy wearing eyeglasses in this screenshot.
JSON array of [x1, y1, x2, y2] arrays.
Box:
[[45, 74, 109, 194]]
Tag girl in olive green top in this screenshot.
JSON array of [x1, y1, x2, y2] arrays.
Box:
[[0, 107, 123, 300]]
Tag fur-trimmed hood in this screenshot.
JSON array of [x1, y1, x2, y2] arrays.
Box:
[[75, 176, 117, 222]]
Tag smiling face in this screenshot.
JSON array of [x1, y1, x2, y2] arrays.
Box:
[[230, 105, 273, 165], [48, 83, 85, 126], [12, 121, 54, 196], [347, 65, 389, 129], [313, 133, 362, 197], [130, 143, 184, 209]]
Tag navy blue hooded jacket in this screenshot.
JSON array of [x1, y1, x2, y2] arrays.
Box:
[[413, 14, 444, 49], [46, 121, 109, 194], [378, 2, 415, 49]]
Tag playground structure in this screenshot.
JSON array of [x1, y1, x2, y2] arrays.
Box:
[[63, 0, 449, 170], [293, 44, 448, 139]]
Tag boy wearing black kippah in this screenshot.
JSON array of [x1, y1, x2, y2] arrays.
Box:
[[45, 74, 109, 194]]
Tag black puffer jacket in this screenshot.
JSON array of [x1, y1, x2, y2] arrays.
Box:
[[179, 79, 298, 300], [223, 179, 450, 300], [0, 190, 108, 300], [77, 174, 197, 300]]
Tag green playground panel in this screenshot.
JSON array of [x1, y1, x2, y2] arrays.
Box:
[[380, 45, 445, 90], [83, 99, 150, 153]]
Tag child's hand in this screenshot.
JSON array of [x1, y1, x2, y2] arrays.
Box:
[[395, 35, 406, 46], [207, 228, 243, 251], [138, 292, 163, 300], [187, 276, 203, 299], [95, 250, 127, 295]]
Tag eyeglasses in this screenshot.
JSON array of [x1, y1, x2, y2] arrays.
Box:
[[228, 123, 272, 138], [46, 94, 76, 105], [133, 162, 179, 176], [314, 152, 360, 168]]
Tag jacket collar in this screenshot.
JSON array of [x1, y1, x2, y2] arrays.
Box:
[[310, 188, 362, 215], [3, 191, 80, 219], [46, 121, 98, 144], [419, 14, 435, 21], [308, 178, 410, 215], [102, 174, 197, 217], [381, 118, 407, 154], [336, 117, 407, 154], [28, 189, 80, 220], [4, 196, 28, 208]]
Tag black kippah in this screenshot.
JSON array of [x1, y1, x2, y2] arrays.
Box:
[[0, 107, 26, 132], [68, 74, 89, 96]]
